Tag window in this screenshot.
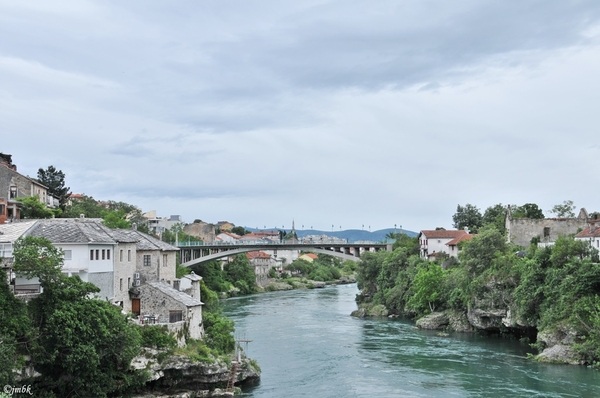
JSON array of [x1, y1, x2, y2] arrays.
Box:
[[102, 249, 105, 260], [169, 310, 183, 323], [107, 250, 110, 260], [543, 227, 551, 238], [63, 250, 72, 260], [127, 277, 131, 288], [173, 280, 180, 291], [90, 250, 94, 260], [128, 250, 131, 262], [143, 255, 151, 266], [0, 204, 4, 215], [120, 250, 123, 262], [163, 254, 168, 267], [119, 278, 123, 291], [9, 186, 17, 199], [95, 249, 99, 260]]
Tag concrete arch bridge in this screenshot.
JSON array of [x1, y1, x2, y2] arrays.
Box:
[[178, 241, 392, 268]]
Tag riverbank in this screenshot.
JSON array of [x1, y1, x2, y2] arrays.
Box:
[[257, 274, 357, 292]]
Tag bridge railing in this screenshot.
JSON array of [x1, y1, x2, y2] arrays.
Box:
[[172, 239, 389, 247]]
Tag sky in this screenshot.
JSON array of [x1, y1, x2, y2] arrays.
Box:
[[1, 1, 599, 233]]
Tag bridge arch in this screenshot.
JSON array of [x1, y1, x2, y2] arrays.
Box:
[[180, 246, 363, 268]]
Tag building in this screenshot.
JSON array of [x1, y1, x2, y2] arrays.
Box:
[[418, 229, 472, 260], [246, 251, 278, 286], [575, 217, 600, 251], [215, 232, 241, 243], [506, 206, 589, 247], [0, 153, 58, 223], [143, 212, 184, 237]]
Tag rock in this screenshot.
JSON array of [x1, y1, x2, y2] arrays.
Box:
[[536, 344, 584, 365], [537, 326, 577, 347], [350, 304, 389, 317], [132, 350, 260, 395], [447, 311, 474, 333], [308, 281, 326, 288], [416, 312, 449, 330], [467, 307, 507, 330]]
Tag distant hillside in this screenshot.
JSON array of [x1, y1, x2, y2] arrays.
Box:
[[244, 227, 417, 243]]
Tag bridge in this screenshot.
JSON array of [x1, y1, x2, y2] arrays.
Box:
[[177, 240, 392, 268]]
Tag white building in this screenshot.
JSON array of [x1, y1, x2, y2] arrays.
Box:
[[418, 229, 473, 260]]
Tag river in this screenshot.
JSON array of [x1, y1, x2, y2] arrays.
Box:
[[222, 283, 600, 398]]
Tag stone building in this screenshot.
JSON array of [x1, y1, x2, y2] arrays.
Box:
[[246, 251, 277, 286], [183, 221, 216, 242], [137, 279, 203, 345], [0, 153, 58, 223], [505, 206, 589, 247]]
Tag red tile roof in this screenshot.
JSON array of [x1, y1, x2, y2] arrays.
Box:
[[419, 230, 469, 239], [575, 223, 600, 238], [446, 234, 476, 246]]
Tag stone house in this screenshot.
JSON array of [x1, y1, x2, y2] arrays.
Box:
[[137, 278, 203, 345], [108, 228, 178, 314], [505, 206, 589, 247], [0, 153, 59, 223], [246, 251, 277, 286], [418, 229, 471, 260]]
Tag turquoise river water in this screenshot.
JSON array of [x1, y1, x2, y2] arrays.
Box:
[[222, 283, 600, 398]]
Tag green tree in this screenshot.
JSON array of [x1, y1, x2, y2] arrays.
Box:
[[102, 210, 131, 229], [16, 196, 56, 219], [37, 165, 71, 210], [459, 226, 507, 274], [512, 203, 544, 219], [62, 194, 105, 218], [452, 203, 483, 233], [0, 269, 30, 385], [406, 262, 444, 314], [224, 255, 256, 294], [482, 203, 507, 234], [231, 226, 249, 236], [549, 200, 576, 218]]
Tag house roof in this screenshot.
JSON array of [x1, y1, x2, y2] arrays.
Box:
[[146, 281, 203, 307], [183, 271, 202, 282], [110, 229, 179, 251], [28, 218, 115, 244], [246, 251, 271, 259], [419, 230, 469, 240], [446, 234, 476, 246], [217, 232, 241, 239], [575, 224, 600, 238], [0, 220, 38, 243]]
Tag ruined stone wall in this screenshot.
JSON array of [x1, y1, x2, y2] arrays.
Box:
[[183, 222, 216, 242], [507, 218, 588, 247]]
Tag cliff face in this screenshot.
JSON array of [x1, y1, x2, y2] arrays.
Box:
[[132, 349, 260, 395]]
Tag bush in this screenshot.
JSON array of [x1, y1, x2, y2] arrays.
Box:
[[138, 325, 177, 350]]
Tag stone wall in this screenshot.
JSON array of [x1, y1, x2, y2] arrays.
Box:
[[136, 250, 177, 285], [507, 218, 588, 247], [183, 222, 216, 242]]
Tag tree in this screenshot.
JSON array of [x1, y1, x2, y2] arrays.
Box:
[[224, 255, 256, 294], [16, 196, 57, 219], [482, 203, 507, 234], [37, 165, 71, 210], [549, 200, 576, 218], [512, 203, 544, 219], [452, 204, 483, 233], [231, 226, 249, 236], [62, 194, 105, 218], [406, 262, 444, 314]]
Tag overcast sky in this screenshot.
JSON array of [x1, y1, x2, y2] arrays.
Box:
[[1, 1, 599, 233]]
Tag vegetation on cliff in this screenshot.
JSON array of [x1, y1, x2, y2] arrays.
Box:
[[355, 227, 600, 365]]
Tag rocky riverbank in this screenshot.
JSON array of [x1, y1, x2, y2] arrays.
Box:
[[132, 349, 260, 397], [351, 303, 585, 365], [258, 274, 357, 292]]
